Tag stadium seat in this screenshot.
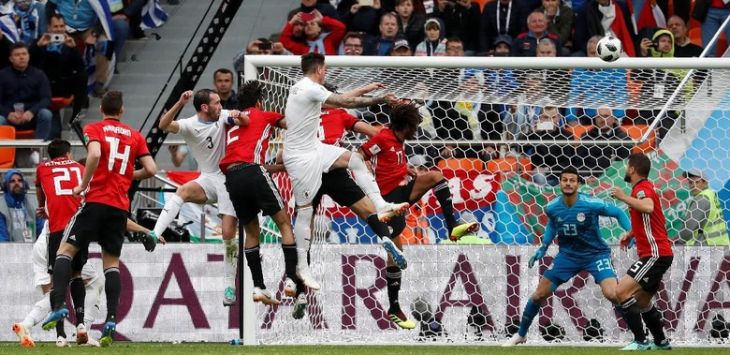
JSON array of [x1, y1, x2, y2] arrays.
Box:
[[621, 124, 656, 153], [50, 95, 74, 111], [486, 157, 533, 179], [0, 125, 16, 168], [566, 124, 593, 140], [437, 158, 484, 171], [15, 129, 35, 139]]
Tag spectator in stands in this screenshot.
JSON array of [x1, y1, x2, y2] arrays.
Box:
[[0, 169, 39, 242], [214, 68, 238, 110], [639, 28, 674, 57], [11, 0, 47, 45], [491, 34, 514, 56], [435, 0, 480, 55], [107, 0, 149, 64], [693, 0, 730, 53], [168, 145, 198, 170], [535, 36, 557, 56], [415, 18, 446, 56], [668, 15, 704, 57], [293, 0, 340, 20], [342, 32, 365, 55], [281, 10, 346, 55], [522, 106, 574, 185], [232, 37, 288, 73], [565, 35, 627, 125], [574, 0, 636, 57], [478, 0, 528, 55], [576, 106, 631, 178], [514, 12, 561, 57], [29, 13, 87, 118], [677, 169, 729, 246], [364, 12, 400, 55], [538, 0, 573, 52], [390, 37, 413, 55], [0, 43, 52, 140], [395, 0, 425, 50], [338, 0, 382, 36]]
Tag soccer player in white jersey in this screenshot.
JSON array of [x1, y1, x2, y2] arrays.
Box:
[[284, 53, 410, 283], [153, 89, 241, 305]]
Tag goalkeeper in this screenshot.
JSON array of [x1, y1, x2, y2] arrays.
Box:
[[503, 167, 631, 347]]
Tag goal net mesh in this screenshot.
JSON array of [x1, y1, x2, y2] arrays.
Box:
[[242, 60, 730, 345]]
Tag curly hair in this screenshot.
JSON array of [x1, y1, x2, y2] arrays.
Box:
[[389, 103, 421, 133], [237, 80, 264, 109]]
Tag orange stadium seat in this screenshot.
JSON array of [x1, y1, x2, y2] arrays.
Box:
[[486, 157, 533, 179], [0, 125, 16, 168], [621, 124, 656, 153], [51, 95, 74, 111], [15, 129, 35, 139], [566, 125, 593, 140], [437, 158, 484, 171]]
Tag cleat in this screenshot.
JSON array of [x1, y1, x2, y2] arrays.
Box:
[[142, 231, 157, 252], [56, 336, 69, 348], [382, 237, 407, 270], [223, 286, 236, 306], [99, 320, 116, 347], [388, 308, 416, 330], [296, 266, 320, 291], [83, 337, 101, 347], [284, 278, 297, 297], [449, 222, 479, 242], [292, 293, 307, 320], [253, 287, 281, 305], [377, 202, 410, 222], [76, 323, 88, 345], [12, 323, 35, 348], [42, 307, 69, 331], [620, 340, 652, 351], [650, 340, 672, 350], [502, 333, 527, 347]]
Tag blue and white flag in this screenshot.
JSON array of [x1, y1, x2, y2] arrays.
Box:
[[141, 0, 168, 30], [87, 0, 115, 41], [0, 14, 19, 43]]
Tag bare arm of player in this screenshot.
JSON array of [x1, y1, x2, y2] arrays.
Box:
[[159, 90, 193, 134], [35, 186, 47, 218], [325, 92, 400, 109], [352, 121, 381, 137], [611, 187, 654, 214], [226, 110, 249, 126], [277, 118, 287, 129], [342, 82, 384, 98], [73, 141, 101, 196], [126, 218, 150, 234], [133, 155, 157, 180]]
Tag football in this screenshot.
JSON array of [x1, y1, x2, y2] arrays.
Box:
[[596, 35, 622, 62]]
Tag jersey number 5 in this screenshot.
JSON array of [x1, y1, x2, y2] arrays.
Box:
[[52, 167, 82, 195], [105, 136, 131, 174]]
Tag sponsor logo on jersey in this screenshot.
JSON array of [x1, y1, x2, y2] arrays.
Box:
[[577, 213, 585, 222], [369, 144, 381, 155], [637, 190, 646, 199]]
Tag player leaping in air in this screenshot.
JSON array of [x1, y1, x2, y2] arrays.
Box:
[[503, 166, 632, 347], [283, 53, 410, 286]]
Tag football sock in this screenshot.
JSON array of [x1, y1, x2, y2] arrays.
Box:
[[517, 298, 541, 337], [619, 302, 647, 342], [224, 239, 238, 288], [244, 245, 265, 289], [281, 243, 298, 281], [293, 206, 313, 270], [641, 306, 667, 345], [84, 278, 103, 327], [104, 268, 121, 322], [70, 276, 86, 326], [366, 214, 391, 240], [22, 293, 51, 329], [348, 153, 387, 210], [385, 266, 402, 312], [56, 319, 66, 338], [50, 255, 72, 310], [432, 180, 457, 233], [154, 194, 184, 236]]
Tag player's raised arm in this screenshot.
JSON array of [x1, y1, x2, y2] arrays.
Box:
[[341, 82, 385, 98], [611, 187, 654, 214], [600, 201, 632, 231], [159, 90, 193, 134], [325, 91, 400, 109], [352, 121, 381, 137], [73, 141, 100, 196]]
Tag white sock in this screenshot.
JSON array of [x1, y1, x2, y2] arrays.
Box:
[[154, 194, 184, 236], [293, 207, 313, 270], [223, 239, 238, 287], [84, 277, 104, 326], [347, 153, 387, 210], [23, 293, 51, 329]]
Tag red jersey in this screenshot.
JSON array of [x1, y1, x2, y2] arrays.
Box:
[[630, 179, 673, 257], [318, 108, 359, 145], [360, 128, 408, 195], [35, 158, 84, 233], [219, 108, 283, 172], [83, 118, 150, 211]]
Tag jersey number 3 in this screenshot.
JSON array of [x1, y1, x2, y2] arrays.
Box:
[[52, 167, 82, 195]]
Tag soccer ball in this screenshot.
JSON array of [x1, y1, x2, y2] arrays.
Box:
[[596, 36, 622, 62]]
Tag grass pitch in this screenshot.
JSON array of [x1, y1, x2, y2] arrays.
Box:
[[1, 343, 727, 355]]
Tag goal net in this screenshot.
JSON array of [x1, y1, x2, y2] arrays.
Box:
[[239, 56, 730, 345]]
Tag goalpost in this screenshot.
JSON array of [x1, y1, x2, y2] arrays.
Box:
[[239, 55, 730, 345]]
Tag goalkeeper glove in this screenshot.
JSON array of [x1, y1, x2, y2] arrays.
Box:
[[141, 231, 157, 252], [528, 246, 547, 268]]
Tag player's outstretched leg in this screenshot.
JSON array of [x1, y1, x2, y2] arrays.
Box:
[[13, 291, 52, 347], [152, 194, 184, 238], [503, 278, 555, 347], [292, 206, 321, 290], [641, 304, 671, 350], [385, 263, 415, 330], [409, 172, 478, 241], [11, 322, 35, 348], [345, 152, 409, 221]]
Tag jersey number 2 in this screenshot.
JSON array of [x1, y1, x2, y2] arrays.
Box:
[[52, 167, 82, 195], [105, 137, 131, 174]]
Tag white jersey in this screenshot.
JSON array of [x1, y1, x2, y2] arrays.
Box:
[[176, 110, 229, 174], [284, 77, 332, 152]]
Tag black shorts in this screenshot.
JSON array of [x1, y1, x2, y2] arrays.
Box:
[[383, 179, 416, 238], [312, 168, 366, 210], [48, 231, 87, 274], [626, 256, 673, 293], [225, 163, 285, 225], [63, 202, 128, 258]]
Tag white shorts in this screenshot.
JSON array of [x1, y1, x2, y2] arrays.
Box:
[[284, 142, 347, 206], [33, 221, 100, 287], [193, 171, 236, 217]]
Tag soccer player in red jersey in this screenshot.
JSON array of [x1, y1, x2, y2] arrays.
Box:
[[611, 153, 673, 350], [42, 91, 157, 347], [360, 103, 478, 329]]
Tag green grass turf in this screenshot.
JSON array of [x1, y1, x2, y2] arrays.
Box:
[[0, 343, 726, 355]]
